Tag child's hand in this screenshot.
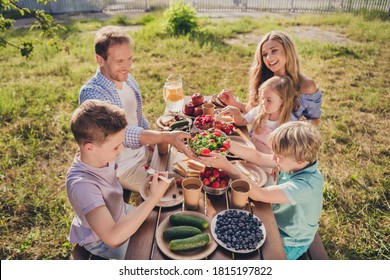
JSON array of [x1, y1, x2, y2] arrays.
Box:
[[149, 171, 170, 201], [218, 89, 236, 106], [198, 152, 232, 172], [220, 106, 241, 117]]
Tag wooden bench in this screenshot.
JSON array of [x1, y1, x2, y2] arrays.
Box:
[[69, 244, 107, 260], [299, 232, 329, 260]]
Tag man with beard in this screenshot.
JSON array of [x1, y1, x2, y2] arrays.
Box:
[[79, 26, 194, 193]]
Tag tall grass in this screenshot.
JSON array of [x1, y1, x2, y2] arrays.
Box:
[[0, 11, 389, 259]]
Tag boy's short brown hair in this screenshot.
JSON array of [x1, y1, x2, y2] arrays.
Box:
[[269, 122, 321, 163], [71, 100, 128, 146], [94, 26, 132, 60]]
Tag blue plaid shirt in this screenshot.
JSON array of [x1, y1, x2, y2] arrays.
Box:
[[79, 68, 150, 149]]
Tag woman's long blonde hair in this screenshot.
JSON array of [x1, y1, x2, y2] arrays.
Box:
[[248, 31, 303, 111], [252, 76, 298, 133]]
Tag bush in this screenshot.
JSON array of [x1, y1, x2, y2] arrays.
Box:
[[164, 0, 198, 36]]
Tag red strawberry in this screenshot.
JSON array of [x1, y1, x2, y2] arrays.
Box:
[[205, 170, 212, 177], [212, 169, 220, 178], [201, 148, 211, 156], [211, 181, 220, 188], [144, 165, 150, 170], [203, 178, 211, 186], [220, 180, 228, 188], [175, 178, 182, 187]]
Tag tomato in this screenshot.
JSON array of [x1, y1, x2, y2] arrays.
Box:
[[201, 148, 211, 156], [208, 139, 216, 143], [219, 147, 227, 152], [213, 131, 221, 137], [222, 140, 230, 149]]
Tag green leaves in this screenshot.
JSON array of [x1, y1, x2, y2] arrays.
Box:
[[20, 40, 33, 58], [0, 0, 65, 58], [164, 0, 199, 36]]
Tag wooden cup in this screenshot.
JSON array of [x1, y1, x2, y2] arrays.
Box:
[[182, 177, 202, 210], [230, 179, 251, 209]]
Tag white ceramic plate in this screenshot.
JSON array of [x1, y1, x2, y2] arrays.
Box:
[[231, 160, 268, 187], [140, 172, 184, 208], [156, 115, 192, 130], [155, 211, 218, 260], [211, 209, 266, 254]]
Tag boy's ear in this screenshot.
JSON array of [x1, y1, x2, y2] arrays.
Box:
[[83, 142, 94, 152]]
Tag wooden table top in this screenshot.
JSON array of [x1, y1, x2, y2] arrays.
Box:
[[125, 96, 286, 260]]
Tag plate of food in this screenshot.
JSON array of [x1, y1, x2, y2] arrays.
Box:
[[214, 120, 236, 135], [188, 130, 230, 156], [140, 172, 184, 208], [155, 211, 218, 260], [211, 209, 266, 253], [193, 114, 215, 130], [157, 115, 192, 131], [231, 160, 268, 187]]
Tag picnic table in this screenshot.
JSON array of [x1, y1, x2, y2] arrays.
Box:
[[124, 96, 287, 260]]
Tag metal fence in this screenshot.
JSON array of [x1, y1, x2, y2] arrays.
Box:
[[17, 0, 390, 14]]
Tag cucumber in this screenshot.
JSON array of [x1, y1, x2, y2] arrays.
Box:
[[169, 119, 189, 130], [163, 226, 201, 240], [169, 213, 209, 230], [169, 233, 210, 251]]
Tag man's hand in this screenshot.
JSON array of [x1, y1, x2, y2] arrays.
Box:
[[166, 131, 197, 160]]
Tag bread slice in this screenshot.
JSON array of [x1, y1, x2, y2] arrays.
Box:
[[211, 94, 227, 108], [173, 163, 186, 177], [160, 115, 175, 126], [187, 160, 205, 172]]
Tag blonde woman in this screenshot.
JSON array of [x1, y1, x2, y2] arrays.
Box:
[[219, 31, 322, 126]]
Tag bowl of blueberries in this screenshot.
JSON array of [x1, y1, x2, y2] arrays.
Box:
[[210, 209, 266, 253]]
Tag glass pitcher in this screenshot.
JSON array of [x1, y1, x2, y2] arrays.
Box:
[[163, 74, 184, 114]]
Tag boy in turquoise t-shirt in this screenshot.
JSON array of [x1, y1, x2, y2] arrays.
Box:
[[200, 121, 324, 259]]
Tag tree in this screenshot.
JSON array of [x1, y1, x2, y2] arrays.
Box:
[[0, 0, 64, 58]]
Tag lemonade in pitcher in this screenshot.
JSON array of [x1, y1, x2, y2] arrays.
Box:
[[163, 74, 184, 114]]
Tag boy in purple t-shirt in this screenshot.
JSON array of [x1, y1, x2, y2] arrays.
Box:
[[66, 100, 170, 259]]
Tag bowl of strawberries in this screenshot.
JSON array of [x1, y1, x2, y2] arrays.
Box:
[[200, 167, 231, 195], [194, 114, 215, 130]]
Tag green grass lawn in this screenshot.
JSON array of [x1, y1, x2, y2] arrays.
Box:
[[0, 11, 389, 259]]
